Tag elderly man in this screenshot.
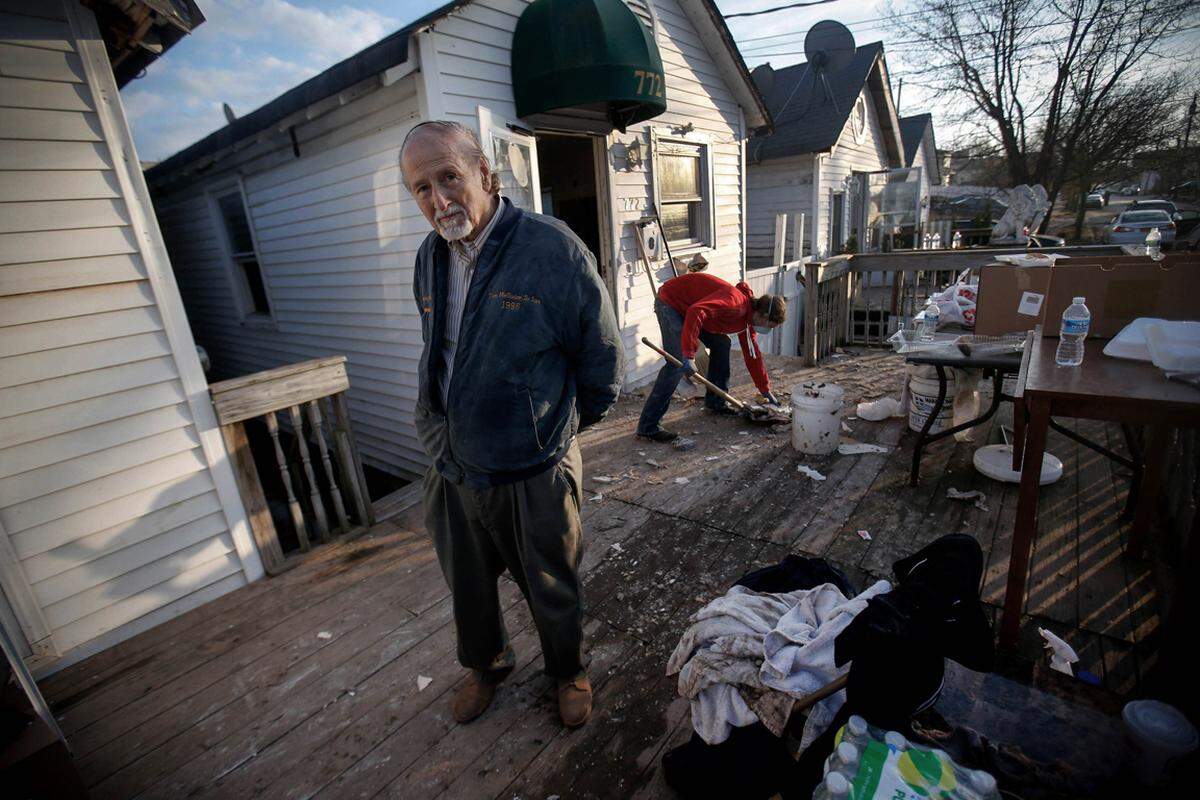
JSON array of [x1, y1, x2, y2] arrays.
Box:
[[401, 120, 623, 728]]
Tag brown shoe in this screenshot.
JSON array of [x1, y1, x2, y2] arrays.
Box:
[[452, 671, 498, 724], [557, 674, 592, 728]]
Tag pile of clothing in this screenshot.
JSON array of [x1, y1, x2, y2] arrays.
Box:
[[662, 536, 995, 800]]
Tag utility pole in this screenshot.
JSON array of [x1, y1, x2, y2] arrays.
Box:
[[1183, 92, 1196, 149]]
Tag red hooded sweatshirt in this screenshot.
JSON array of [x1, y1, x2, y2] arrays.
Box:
[[657, 272, 771, 395]]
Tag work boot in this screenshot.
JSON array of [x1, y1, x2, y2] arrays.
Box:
[[557, 674, 593, 728], [705, 401, 739, 416], [452, 670, 502, 724], [636, 428, 678, 443]]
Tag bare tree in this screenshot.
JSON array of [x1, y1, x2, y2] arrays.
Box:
[[890, 0, 1200, 227]]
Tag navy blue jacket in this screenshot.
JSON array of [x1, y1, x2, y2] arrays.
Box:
[[412, 198, 623, 487]]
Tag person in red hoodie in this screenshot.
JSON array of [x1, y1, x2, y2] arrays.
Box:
[[637, 272, 787, 442]]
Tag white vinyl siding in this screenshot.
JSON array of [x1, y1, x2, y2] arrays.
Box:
[[151, 75, 427, 477], [0, 0, 255, 668], [817, 87, 892, 256]]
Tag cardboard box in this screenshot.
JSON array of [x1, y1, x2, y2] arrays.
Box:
[[1042, 256, 1200, 338], [975, 264, 1051, 336]]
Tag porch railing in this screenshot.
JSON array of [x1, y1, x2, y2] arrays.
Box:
[[210, 356, 375, 574]]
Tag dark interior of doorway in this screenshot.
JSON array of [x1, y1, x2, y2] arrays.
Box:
[[536, 133, 602, 274]]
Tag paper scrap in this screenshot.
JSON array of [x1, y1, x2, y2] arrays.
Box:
[[796, 465, 827, 481], [856, 530, 872, 541], [841, 422, 853, 433], [317, 631, 332, 640], [417, 675, 433, 691], [947, 487, 989, 512], [646, 458, 664, 469], [611, 542, 624, 553], [705, 455, 721, 462], [1038, 628, 1079, 675], [838, 442, 890, 455], [589, 493, 604, 503], [1018, 291, 1045, 317], [738, 431, 750, 436], [594, 475, 616, 484], [674, 477, 690, 485]]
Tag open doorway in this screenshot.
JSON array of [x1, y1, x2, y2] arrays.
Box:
[[536, 133, 604, 275]]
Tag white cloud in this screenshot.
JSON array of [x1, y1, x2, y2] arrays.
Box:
[[123, 0, 400, 161]]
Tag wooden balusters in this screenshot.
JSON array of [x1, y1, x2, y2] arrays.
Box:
[[264, 410, 310, 551], [306, 400, 349, 533], [288, 404, 329, 541], [210, 357, 375, 571]]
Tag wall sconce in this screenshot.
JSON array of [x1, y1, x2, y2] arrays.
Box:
[[624, 138, 644, 170]]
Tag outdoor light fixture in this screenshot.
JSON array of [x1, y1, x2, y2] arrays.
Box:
[[623, 138, 644, 169]]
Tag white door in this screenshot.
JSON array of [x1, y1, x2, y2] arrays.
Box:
[[478, 106, 541, 213]]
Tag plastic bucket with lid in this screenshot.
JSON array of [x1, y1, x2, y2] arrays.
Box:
[[1122, 699, 1198, 786], [791, 382, 843, 455], [907, 367, 955, 434]]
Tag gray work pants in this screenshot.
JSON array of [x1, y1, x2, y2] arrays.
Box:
[[422, 440, 585, 679]]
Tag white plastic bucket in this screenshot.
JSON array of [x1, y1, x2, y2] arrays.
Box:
[[907, 368, 955, 434], [792, 382, 844, 455], [1123, 700, 1199, 786]]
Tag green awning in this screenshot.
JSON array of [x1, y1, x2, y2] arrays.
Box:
[[512, 0, 667, 132]]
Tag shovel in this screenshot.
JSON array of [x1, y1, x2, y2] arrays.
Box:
[[641, 337, 789, 426]]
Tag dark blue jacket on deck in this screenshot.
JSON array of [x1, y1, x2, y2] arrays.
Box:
[[412, 197, 623, 488]]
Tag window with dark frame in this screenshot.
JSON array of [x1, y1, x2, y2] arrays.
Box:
[[215, 189, 271, 317], [657, 140, 706, 246]]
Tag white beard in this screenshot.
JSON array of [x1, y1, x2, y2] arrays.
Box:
[[436, 204, 472, 241]]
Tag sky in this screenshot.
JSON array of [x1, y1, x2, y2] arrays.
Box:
[[119, 0, 1194, 164]]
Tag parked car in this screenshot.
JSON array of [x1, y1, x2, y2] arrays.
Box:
[[1170, 180, 1199, 202], [1128, 198, 1178, 215], [1028, 232, 1066, 248], [1103, 209, 1176, 246], [1173, 207, 1200, 238], [1085, 191, 1106, 208]]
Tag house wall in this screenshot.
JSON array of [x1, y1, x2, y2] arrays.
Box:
[[0, 0, 261, 671], [424, 0, 748, 387], [745, 154, 814, 268], [818, 87, 891, 255], [150, 74, 427, 478]]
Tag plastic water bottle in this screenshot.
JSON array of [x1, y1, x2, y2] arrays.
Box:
[[919, 301, 940, 342], [822, 741, 860, 779], [952, 230, 963, 249], [1145, 227, 1162, 260], [812, 770, 851, 799], [1055, 296, 1090, 367]]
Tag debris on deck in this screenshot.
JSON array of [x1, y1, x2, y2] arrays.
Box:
[[946, 487, 989, 512]]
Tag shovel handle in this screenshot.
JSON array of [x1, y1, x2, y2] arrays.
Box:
[[641, 337, 746, 410]]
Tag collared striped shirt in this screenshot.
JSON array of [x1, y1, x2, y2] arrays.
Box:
[[440, 197, 503, 404]]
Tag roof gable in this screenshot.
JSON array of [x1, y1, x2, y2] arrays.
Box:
[[750, 42, 902, 163], [898, 112, 940, 182]]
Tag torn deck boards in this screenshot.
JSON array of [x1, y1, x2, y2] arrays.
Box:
[[41, 349, 1162, 799]]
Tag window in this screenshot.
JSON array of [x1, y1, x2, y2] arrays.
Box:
[[654, 137, 712, 249], [211, 184, 272, 322]]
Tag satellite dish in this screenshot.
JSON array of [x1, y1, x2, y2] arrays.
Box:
[[802, 21, 856, 114], [804, 21, 856, 74]]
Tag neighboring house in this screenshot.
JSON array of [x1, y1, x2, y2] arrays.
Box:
[[145, 0, 770, 480], [898, 113, 940, 229], [745, 42, 911, 264], [0, 0, 264, 676]]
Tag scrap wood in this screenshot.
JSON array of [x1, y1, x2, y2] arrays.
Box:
[[416, 675, 433, 691], [856, 530, 872, 541], [796, 465, 827, 481], [838, 442, 890, 455]]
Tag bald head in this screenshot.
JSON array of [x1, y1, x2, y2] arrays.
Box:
[[401, 120, 500, 242]]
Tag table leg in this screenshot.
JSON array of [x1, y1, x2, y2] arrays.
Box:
[[1000, 395, 1051, 649], [1012, 396, 1027, 472], [1128, 424, 1171, 558], [910, 364, 948, 486]]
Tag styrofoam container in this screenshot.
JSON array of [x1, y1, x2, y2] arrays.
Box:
[[1123, 699, 1198, 786], [792, 382, 843, 455], [1144, 320, 1200, 372]]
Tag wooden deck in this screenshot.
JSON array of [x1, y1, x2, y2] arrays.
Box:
[[39, 350, 1160, 799]]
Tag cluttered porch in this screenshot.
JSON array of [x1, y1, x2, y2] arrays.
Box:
[[30, 346, 1180, 800]]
